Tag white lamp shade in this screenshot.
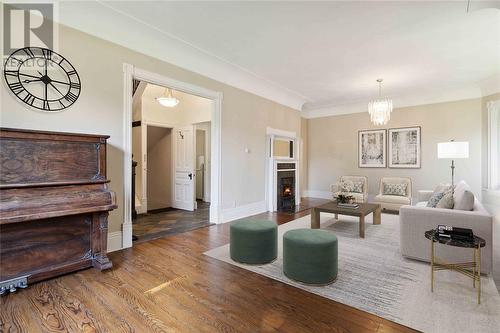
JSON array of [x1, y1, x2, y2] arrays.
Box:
[[437, 141, 469, 159]]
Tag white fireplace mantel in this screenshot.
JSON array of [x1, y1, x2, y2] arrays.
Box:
[[266, 128, 300, 212]]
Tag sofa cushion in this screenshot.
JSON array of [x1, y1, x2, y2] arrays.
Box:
[[426, 191, 445, 207], [374, 194, 411, 205], [383, 183, 407, 196], [454, 190, 474, 211], [436, 192, 454, 209]]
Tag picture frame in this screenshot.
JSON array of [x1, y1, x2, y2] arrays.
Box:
[[388, 126, 421, 168], [358, 129, 387, 168]]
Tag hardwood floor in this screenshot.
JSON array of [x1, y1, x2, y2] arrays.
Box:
[[0, 199, 418, 333], [133, 201, 212, 244]]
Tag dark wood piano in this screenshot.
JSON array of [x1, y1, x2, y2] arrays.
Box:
[[0, 128, 117, 295]]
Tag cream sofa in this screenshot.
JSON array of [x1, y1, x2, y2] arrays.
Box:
[[373, 177, 412, 211], [330, 175, 368, 203], [399, 185, 493, 274]]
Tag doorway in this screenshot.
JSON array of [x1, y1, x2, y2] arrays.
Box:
[[123, 64, 222, 248], [129, 80, 215, 243]]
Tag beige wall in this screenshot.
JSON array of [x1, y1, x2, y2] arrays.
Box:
[[0, 23, 302, 233], [147, 127, 172, 210], [306, 98, 483, 199]]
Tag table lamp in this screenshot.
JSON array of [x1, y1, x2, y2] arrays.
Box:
[[437, 140, 469, 188]]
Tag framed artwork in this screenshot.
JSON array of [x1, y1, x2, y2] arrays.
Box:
[[358, 129, 387, 168], [388, 126, 421, 168]]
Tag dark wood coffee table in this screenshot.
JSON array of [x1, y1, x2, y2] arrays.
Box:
[[311, 202, 381, 238]]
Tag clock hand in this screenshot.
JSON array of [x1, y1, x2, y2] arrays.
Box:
[[49, 82, 65, 97], [36, 70, 48, 103], [37, 70, 70, 86], [19, 73, 43, 80], [23, 79, 42, 83], [49, 79, 70, 85]]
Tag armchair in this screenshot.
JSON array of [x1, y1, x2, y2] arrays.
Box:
[[373, 177, 412, 211], [330, 175, 368, 203]]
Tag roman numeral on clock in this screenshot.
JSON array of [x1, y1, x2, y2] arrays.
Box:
[[67, 70, 77, 76], [65, 92, 78, 103], [23, 48, 35, 58], [70, 82, 81, 89], [42, 48, 53, 60], [43, 100, 50, 110], [4, 70, 18, 78], [8, 82, 24, 94], [23, 94, 35, 105]]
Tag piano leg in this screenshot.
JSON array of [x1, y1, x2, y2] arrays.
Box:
[[92, 212, 113, 270]]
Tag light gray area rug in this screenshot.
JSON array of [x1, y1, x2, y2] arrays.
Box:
[[205, 213, 500, 333]]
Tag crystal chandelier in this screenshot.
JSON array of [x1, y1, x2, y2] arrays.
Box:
[[368, 79, 393, 126], [157, 88, 179, 107]]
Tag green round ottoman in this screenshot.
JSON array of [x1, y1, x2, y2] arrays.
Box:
[[230, 220, 277, 264], [283, 229, 338, 285]]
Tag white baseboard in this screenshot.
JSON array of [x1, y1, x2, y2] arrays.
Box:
[[302, 190, 332, 199], [107, 231, 123, 253], [221, 201, 267, 223], [136, 206, 147, 215]]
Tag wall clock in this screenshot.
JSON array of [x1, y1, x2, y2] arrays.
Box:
[[3, 47, 81, 112]]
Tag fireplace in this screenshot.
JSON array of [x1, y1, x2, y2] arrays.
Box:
[[277, 163, 296, 212]]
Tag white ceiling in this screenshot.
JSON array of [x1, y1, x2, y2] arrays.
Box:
[[59, 1, 500, 114]]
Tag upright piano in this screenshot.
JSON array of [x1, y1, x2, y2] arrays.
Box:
[[0, 128, 117, 295]]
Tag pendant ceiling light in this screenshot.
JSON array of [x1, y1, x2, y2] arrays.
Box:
[[368, 79, 393, 126], [156, 88, 179, 108]]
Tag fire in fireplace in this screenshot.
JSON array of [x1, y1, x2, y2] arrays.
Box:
[[283, 185, 292, 196]]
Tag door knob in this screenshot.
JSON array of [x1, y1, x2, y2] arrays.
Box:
[[188, 173, 193, 180]]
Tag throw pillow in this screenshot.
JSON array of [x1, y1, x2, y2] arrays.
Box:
[[433, 184, 452, 196], [427, 191, 445, 207], [383, 183, 407, 196], [436, 192, 454, 209], [351, 181, 364, 193], [339, 180, 354, 192], [454, 190, 474, 211], [453, 180, 470, 206]]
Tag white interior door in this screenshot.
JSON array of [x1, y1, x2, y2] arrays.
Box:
[[173, 125, 195, 211]]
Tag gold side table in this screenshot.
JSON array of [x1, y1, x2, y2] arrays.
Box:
[[425, 230, 486, 304]]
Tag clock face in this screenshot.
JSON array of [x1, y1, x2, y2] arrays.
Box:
[[3, 47, 81, 112]]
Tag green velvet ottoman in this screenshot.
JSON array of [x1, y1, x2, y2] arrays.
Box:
[[230, 220, 277, 264], [283, 229, 338, 285]]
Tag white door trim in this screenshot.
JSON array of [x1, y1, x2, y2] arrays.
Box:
[[122, 63, 223, 249]]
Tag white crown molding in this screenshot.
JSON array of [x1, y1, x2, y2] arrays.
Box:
[[55, 1, 306, 111], [302, 83, 489, 119]]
